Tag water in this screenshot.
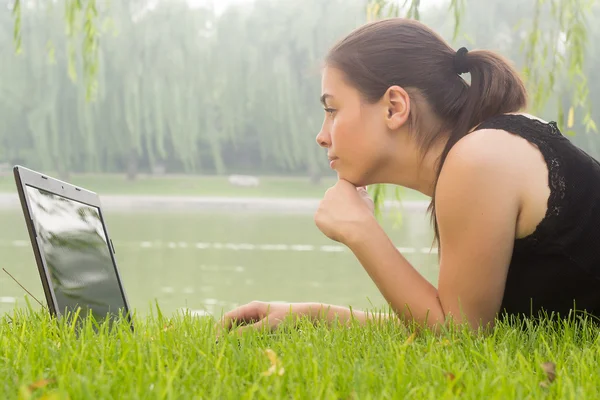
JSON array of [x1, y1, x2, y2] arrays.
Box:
[[0, 208, 438, 318]]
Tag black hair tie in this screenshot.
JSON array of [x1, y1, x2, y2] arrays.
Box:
[[454, 47, 469, 75]]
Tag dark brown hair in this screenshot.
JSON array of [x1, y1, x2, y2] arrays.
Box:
[[325, 18, 527, 248]]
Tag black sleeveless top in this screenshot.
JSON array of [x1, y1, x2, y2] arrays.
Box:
[[474, 114, 600, 320]]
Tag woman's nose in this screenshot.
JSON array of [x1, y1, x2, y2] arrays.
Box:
[[316, 130, 330, 148]]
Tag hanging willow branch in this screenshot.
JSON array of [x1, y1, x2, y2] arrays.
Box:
[[367, 0, 464, 37], [521, 0, 596, 135], [65, 0, 100, 101], [13, 0, 100, 101], [12, 0, 22, 54]]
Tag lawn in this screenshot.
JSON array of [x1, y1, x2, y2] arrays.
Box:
[[0, 173, 428, 201], [2, 307, 599, 399]]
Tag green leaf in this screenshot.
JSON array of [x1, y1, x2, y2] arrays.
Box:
[[12, 0, 22, 55]]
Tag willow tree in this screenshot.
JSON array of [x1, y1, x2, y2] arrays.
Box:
[[7, 0, 368, 179], [4, 0, 99, 178], [238, 0, 367, 180], [16, 0, 591, 121], [8, 0, 597, 183]]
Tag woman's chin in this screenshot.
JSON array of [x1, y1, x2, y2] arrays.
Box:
[[336, 172, 369, 187]]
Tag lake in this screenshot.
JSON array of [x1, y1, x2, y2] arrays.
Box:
[[0, 206, 438, 318]]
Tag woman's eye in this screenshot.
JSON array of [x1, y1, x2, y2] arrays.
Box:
[[324, 108, 336, 116]]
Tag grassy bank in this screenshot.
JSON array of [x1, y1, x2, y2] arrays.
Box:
[[2, 308, 599, 399], [0, 174, 428, 200]]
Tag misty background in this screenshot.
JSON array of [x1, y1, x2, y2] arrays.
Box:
[[2, 0, 599, 182]]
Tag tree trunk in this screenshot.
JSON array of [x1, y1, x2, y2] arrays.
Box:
[[58, 169, 70, 182], [308, 162, 321, 185], [126, 149, 138, 181], [55, 156, 70, 181]]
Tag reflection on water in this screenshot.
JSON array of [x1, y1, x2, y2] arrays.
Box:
[[0, 208, 438, 317], [24, 186, 128, 322]]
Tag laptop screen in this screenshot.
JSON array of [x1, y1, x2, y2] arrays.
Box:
[[24, 185, 128, 322]]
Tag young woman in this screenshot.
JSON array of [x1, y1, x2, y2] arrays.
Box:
[[218, 18, 600, 333]]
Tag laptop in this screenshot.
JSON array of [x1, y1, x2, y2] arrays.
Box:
[[13, 165, 133, 328]]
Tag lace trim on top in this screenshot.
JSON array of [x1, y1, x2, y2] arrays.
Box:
[[475, 114, 566, 249]]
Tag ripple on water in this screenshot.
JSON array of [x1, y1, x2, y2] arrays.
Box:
[[0, 297, 16, 303]]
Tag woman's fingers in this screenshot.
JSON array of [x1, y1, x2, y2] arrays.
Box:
[[215, 317, 275, 341], [215, 302, 290, 339], [234, 318, 273, 335], [216, 301, 264, 331], [357, 186, 374, 213]]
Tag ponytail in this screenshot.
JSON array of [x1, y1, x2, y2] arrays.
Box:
[[429, 47, 528, 248]]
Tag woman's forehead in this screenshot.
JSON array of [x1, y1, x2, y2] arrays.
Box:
[[321, 67, 356, 101], [321, 66, 344, 87]]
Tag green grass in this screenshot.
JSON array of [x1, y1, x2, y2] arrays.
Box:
[[2, 306, 600, 399], [0, 173, 428, 200]]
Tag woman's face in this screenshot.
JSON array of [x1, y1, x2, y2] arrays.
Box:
[[316, 66, 412, 187]]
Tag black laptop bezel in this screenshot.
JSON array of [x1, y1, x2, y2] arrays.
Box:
[[13, 165, 133, 328]]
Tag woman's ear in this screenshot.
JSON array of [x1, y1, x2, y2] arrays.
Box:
[[384, 85, 410, 130]]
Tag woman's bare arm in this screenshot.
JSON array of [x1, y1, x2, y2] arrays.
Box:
[[342, 129, 520, 330]]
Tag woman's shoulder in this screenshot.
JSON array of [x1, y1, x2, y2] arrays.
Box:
[[437, 114, 555, 239], [436, 118, 541, 215], [445, 113, 552, 169], [443, 121, 533, 179]]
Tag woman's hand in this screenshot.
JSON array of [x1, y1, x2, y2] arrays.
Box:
[[314, 179, 376, 245], [215, 301, 392, 336], [215, 301, 300, 336]]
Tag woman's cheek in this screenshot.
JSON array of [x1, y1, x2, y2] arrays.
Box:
[[332, 117, 348, 140]]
